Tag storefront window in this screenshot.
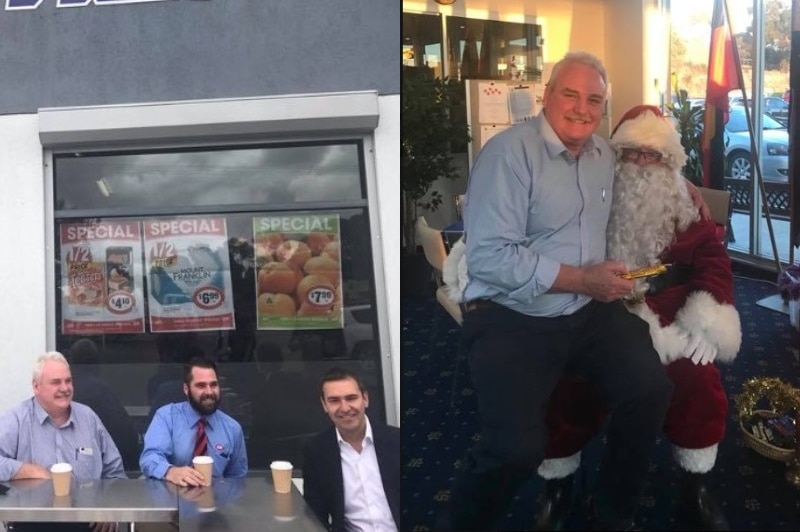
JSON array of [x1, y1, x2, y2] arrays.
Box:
[[52, 141, 385, 473]]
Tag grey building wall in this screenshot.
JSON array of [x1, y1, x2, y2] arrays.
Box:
[[0, 0, 399, 114]]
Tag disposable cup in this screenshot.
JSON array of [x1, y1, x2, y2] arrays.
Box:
[[50, 463, 72, 497], [192, 456, 213, 487], [270, 461, 293, 494]]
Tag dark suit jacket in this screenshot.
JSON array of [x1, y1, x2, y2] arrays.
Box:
[[303, 421, 400, 532]]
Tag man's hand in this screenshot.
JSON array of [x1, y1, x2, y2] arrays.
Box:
[[13, 463, 51, 480], [578, 261, 635, 302], [90, 522, 118, 532], [685, 180, 712, 221], [165, 465, 206, 487]]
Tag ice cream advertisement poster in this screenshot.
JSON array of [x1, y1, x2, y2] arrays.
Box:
[[254, 214, 343, 330], [143, 216, 236, 333], [59, 221, 145, 335]]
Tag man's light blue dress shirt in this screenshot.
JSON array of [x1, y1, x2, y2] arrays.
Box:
[[0, 397, 126, 481], [139, 401, 248, 480], [463, 112, 616, 317]]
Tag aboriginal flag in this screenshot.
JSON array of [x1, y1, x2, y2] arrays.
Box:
[[701, 0, 743, 189]]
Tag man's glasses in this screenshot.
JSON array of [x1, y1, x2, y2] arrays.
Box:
[[620, 148, 663, 163]]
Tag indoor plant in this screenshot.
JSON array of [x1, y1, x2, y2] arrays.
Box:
[[668, 88, 705, 186], [401, 70, 470, 255]]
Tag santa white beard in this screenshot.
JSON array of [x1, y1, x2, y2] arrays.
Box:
[[606, 161, 700, 276]]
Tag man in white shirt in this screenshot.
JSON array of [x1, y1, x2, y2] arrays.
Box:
[[302, 368, 399, 532]]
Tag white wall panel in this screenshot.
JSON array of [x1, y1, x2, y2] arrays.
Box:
[[0, 114, 47, 412]]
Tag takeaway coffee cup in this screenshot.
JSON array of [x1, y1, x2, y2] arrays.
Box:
[[270, 461, 293, 494], [272, 491, 295, 521], [50, 463, 72, 497], [192, 456, 213, 487]]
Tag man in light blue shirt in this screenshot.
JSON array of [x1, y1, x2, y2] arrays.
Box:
[[0, 351, 125, 532], [139, 357, 247, 486], [447, 52, 674, 532]]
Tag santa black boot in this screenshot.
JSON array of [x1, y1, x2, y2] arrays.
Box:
[[532, 475, 574, 531], [679, 471, 730, 531]]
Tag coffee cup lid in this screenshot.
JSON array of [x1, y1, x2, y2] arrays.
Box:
[[50, 463, 73, 473], [270, 460, 293, 470]]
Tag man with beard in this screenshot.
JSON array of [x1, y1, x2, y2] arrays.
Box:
[[0, 352, 125, 532], [140, 357, 248, 484], [530, 105, 741, 530]]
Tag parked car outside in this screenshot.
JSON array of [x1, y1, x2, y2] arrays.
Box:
[[728, 95, 788, 125], [725, 105, 789, 182]]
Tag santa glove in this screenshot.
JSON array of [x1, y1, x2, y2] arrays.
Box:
[[685, 333, 718, 365]]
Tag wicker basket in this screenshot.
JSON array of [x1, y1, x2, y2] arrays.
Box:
[[739, 410, 796, 462]]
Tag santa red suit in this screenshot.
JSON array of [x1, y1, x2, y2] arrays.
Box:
[[444, 105, 742, 479]]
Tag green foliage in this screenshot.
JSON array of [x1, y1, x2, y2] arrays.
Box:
[[401, 72, 471, 253], [668, 89, 705, 186]]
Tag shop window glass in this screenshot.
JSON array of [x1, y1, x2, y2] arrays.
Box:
[[52, 141, 384, 473], [55, 143, 363, 211]]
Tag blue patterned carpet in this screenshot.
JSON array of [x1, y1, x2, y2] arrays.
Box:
[[401, 274, 800, 531]]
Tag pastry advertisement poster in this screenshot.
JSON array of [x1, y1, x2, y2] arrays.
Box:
[[254, 214, 343, 330], [60, 221, 145, 335], [143, 216, 236, 333]]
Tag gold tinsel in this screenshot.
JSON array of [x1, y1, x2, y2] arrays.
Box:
[[735, 377, 800, 421]]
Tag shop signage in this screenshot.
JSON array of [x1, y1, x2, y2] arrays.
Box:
[[254, 214, 344, 331], [6, 0, 167, 10]]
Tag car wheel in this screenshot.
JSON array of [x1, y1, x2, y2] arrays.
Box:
[[727, 151, 751, 179]]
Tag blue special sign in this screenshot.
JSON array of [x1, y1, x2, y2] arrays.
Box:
[[6, 0, 167, 9]]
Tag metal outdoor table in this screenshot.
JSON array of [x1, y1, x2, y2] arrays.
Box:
[[177, 477, 326, 531], [0, 477, 178, 525]]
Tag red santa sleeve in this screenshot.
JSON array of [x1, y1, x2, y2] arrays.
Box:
[[669, 220, 742, 362]]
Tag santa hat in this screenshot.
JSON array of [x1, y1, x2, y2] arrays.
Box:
[[610, 105, 688, 170]]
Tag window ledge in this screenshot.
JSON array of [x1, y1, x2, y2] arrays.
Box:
[[38, 91, 379, 148]]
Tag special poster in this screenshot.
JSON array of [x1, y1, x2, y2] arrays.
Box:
[[60, 221, 145, 335], [253, 214, 343, 330], [143, 216, 236, 333]]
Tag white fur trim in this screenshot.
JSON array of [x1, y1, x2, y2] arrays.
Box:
[[611, 111, 688, 170], [537, 453, 581, 479], [674, 291, 742, 363], [442, 238, 468, 303], [625, 302, 690, 365], [672, 443, 718, 473]]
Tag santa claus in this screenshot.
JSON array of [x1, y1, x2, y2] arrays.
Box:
[[443, 105, 741, 531]]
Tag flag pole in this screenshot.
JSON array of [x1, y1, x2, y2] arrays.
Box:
[[724, 0, 782, 273], [789, 0, 800, 264]]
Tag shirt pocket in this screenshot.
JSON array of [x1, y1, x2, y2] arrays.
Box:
[[74, 448, 101, 478], [210, 443, 231, 475]]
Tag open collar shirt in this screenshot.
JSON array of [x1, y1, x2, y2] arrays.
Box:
[[139, 401, 248, 480], [462, 112, 616, 317], [0, 397, 126, 481], [337, 416, 397, 532]]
